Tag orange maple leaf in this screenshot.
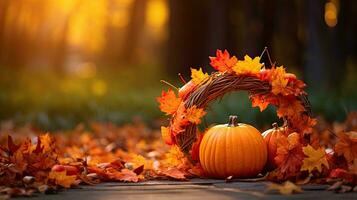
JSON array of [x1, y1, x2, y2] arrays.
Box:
[[209, 49, 238, 72], [301, 145, 329, 173], [157, 89, 182, 115], [290, 115, 317, 134], [191, 68, 209, 84], [232, 55, 262, 75], [48, 171, 77, 188], [250, 93, 278, 112], [161, 126, 174, 145], [270, 66, 289, 95], [275, 133, 304, 178], [335, 131, 357, 163], [277, 97, 305, 118], [185, 106, 206, 124], [170, 104, 189, 134], [162, 146, 187, 167], [160, 168, 187, 180], [116, 169, 139, 182]]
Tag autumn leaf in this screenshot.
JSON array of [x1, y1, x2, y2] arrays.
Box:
[[301, 145, 329, 173], [232, 55, 262, 75], [250, 94, 278, 112], [160, 168, 187, 180], [185, 106, 206, 124], [157, 89, 182, 115], [170, 104, 189, 134], [162, 146, 187, 168], [275, 133, 304, 178], [191, 68, 209, 84], [270, 66, 289, 95], [48, 171, 77, 188], [161, 126, 174, 145], [267, 181, 302, 195], [116, 169, 139, 182], [335, 131, 357, 163], [209, 49, 238, 72], [276, 97, 305, 118]]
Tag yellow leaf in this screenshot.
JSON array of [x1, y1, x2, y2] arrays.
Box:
[[162, 146, 186, 167], [48, 171, 77, 188], [271, 66, 289, 95], [185, 106, 206, 124], [301, 145, 329, 173], [267, 181, 302, 195], [232, 55, 262, 75], [191, 68, 209, 84]]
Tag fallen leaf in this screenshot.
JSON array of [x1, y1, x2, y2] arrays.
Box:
[[267, 181, 302, 195], [48, 171, 77, 188], [335, 131, 357, 163], [160, 168, 187, 180], [301, 145, 329, 173]]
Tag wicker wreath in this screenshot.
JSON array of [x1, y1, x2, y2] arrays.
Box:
[[158, 49, 316, 159]]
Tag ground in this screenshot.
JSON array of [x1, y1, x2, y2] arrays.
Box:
[[18, 179, 357, 200]]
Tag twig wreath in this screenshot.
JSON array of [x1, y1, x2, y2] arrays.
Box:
[[158, 48, 317, 179]]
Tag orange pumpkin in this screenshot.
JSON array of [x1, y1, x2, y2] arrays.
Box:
[[199, 115, 267, 178], [262, 122, 286, 170]]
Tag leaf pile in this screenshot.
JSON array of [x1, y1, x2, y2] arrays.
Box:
[[0, 122, 204, 197]]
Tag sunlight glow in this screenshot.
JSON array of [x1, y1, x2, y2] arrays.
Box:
[[324, 1, 339, 28]]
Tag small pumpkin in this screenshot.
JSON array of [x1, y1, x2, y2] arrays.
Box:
[[262, 122, 286, 170], [199, 115, 267, 178]]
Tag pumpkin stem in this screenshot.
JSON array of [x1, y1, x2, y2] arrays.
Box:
[[228, 115, 238, 127], [272, 122, 278, 129]]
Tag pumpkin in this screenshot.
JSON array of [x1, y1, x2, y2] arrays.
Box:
[[178, 80, 196, 99], [262, 122, 286, 170], [199, 115, 267, 178]]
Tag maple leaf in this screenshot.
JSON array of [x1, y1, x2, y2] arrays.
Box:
[[48, 171, 77, 188], [160, 168, 187, 180], [270, 66, 289, 95], [250, 93, 278, 112], [116, 169, 139, 182], [232, 55, 262, 75], [170, 104, 189, 134], [157, 89, 182, 115], [290, 115, 317, 134], [161, 126, 174, 145], [276, 97, 305, 118], [185, 106, 206, 124], [191, 68, 209, 84], [301, 145, 329, 173], [209, 49, 238, 72], [39, 133, 53, 152], [162, 146, 187, 167], [335, 131, 357, 163], [267, 181, 302, 195], [275, 133, 304, 178]]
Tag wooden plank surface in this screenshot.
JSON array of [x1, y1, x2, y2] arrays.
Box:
[[17, 180, 357, 200]]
